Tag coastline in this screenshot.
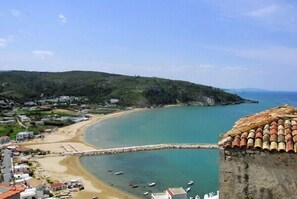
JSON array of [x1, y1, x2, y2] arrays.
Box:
[[24, 108, 146, 199]]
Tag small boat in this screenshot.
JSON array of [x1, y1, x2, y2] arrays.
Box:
[[132, 184, 138, 188], [195, 195, 200, 199], [188, 180, 194, 186], [143, 192, 149, 196], [185, 187, 191, 192], [115, 171, 124, 175], [108, 169, 113, 172], [148, 182, 156, 187]]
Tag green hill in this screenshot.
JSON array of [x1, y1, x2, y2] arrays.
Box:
[[0, 70, 251, 107]]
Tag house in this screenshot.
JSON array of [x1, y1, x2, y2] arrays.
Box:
[[110, 98, 119, 104], [24, 101, 37, 107], [0, 183, 26, 199], [16, 132, 34, 141], [0, 136, 10, 144], [59, 96, 70, 102], [50, 182, 67, 191], [20, 188, 37, 199], [14, 164, 30, 173], [26, 178, 51, 198], [18, 115, 31, 122], [16, 146, 33, 154]]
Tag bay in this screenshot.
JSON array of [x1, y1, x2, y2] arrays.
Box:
[[81, 91, 297, 198]]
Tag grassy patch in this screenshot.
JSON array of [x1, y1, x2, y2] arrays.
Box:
[[0, 125, 25, 139]]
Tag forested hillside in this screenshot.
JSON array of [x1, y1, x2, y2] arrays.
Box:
[[0, 70, 250, 107]]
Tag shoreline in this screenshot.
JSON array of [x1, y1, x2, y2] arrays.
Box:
[[25, 108, 146, 199]]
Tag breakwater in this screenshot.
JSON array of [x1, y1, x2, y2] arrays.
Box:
[[50, 143, 218, 157]]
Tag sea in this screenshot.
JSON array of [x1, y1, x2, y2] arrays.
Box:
[[81, 91, 297, 198]]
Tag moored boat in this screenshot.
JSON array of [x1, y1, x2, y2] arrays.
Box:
[[143, 192, 149, 196], [148, 182, 156, 187], [195, 195, 200, 199], [115, 171, 124, 175], [132, 184, 139, 188], [188, 180, 194, 186], [185, 187, 191, 192]]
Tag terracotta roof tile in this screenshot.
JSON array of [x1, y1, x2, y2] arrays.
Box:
[[241, 132, 248, 139], [247, 139, 254, 149], [256, 127, 263, 132], [285, 133, 293, 142], [263, 141, 270, 151], [271, 121, 277, 126], [292, 130, 297, 136], [270, 134, 278, 142], [270, 142, 278, 152], [278, 134, 285, 143], [270, 128, 277, 135], [219, 105, 297, 154], [263, 134, 270, 142], [278, 129, 285, 135], [263, 129, 270, 135], [232, 137, 240, 148], [255, 131, 263, 139], [293, 135, 297, 143], [294, 143, 297, 153], [285, 128, 292, 134], [286, 141, 294, 153], [278, 125, 284, 130], [278, 119, 284, 125], [278, 142, 286, 152], [240, 138, 247, 148], [254, 138, 263, 149], [247, 131, 255, 140]]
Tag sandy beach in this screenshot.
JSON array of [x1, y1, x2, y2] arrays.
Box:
[[22, 109, 145, 199]]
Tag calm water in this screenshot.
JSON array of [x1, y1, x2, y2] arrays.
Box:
[[81, 91, 297, 198]]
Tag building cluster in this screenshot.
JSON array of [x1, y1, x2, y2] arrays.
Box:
[[0, 95, 93, 145], [0, 146, 84, 198]]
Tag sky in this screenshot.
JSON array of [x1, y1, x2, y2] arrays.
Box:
[[0, 0, 297, 91]]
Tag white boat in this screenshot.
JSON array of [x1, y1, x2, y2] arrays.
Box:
[[148, 182, 156, 187], [195, 195, 201, 199], [188, 180, 194, 186], [115, 171, 124, 175], [143, 192, 149, 196], [185, 187, 191, 192], [203, 191, 219, 199]]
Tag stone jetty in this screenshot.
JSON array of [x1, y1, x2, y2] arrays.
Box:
[[42, 143, 218, 158]]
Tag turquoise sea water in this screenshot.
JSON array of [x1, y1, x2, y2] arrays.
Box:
[[81, 91, 297, 198]]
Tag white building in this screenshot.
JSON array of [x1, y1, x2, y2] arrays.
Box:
[[14, 164, 30, 173], [152, 192, 169, 199], [16, 131, 34, 141], [151, 187, 188, 199], [18, 115, 31, 122], [166, 187, 187, 199], [110, 98, 119, 104], [20, 188, 37, 199]]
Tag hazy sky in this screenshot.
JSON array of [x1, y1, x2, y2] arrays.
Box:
[[1, 0, 297, 91]]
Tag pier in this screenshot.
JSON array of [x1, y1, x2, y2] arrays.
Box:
[[41, 143, 218, 158]]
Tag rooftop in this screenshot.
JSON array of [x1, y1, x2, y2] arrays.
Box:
[[0, 183, 26, 199], [167, 187, 187, 195], [219, 105, 297, 153]]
